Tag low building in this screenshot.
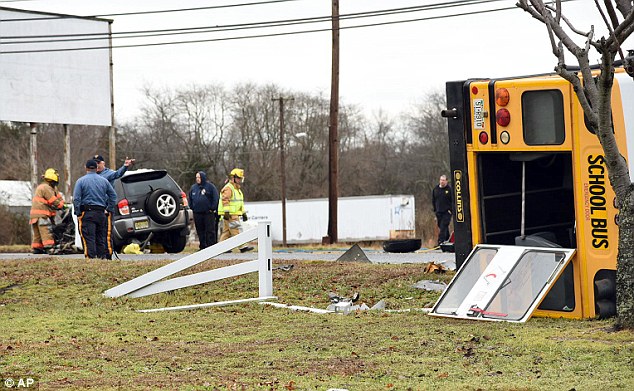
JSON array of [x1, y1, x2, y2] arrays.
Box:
[[0, 180, 32, 216]]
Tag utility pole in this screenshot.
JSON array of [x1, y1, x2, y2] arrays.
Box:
[[326, 0, 340, 244], [272, 96, 293, 246]]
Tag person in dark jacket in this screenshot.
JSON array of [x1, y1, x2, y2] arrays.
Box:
[[432, 174, 453, 246], [188, 171, 220, 249]]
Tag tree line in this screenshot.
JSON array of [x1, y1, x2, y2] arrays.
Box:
[[0, 82, 449, 244]]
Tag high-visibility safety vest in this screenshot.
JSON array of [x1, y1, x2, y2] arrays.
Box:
[[217, 182, 244, 216], [30, 182, 64, 219]]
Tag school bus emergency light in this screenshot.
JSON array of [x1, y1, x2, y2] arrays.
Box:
[[432, 66, 634, 321]]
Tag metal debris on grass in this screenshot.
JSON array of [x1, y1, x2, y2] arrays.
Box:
[[412, 279, 448, 292], [272, 264, 294, 272]]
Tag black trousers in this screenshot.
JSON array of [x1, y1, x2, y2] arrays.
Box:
[[436, 211, 452, 245], [193, 211, 217, 249], [78, 209, 111, 259]]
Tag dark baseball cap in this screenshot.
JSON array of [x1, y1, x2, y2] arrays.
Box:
[[93, 154, 105, 162], [86, 159, 98, 169]]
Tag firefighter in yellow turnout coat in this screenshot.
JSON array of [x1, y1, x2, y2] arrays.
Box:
[[30, 168, 65, 254], [218, 168, 253, 252]]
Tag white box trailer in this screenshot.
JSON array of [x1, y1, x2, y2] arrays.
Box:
[[245, 194, 415, 244]]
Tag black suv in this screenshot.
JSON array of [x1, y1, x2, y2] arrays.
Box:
[[112, 169, 192, 253]]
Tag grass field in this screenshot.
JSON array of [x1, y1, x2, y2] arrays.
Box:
[[0, 257, 633, 390]]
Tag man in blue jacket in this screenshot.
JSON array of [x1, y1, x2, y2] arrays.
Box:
[[188, 171, 220, 250], [74, 159, 117, 259], [93, 154, 135, 185]]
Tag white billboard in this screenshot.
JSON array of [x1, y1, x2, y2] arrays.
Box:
[[0, 8, 112, 126]]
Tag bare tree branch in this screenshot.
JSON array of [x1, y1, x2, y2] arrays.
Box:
[[516, 0, 546, 22], [614, 0, 632, 15], [545, 3, 592, 37], [609, 7, 634, 51], [604, 0, 623, 29], [597, 0, 626, 61]]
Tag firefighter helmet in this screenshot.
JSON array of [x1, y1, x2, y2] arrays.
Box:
[[43, 168, 59, 183], [230, 168, 244, 178]]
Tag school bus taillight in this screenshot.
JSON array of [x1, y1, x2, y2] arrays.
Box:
[[496, 108, 511, 127], [495, 88, 510, 106], [479, 131, 489, 144]]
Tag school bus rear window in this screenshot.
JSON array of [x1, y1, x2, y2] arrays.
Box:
[[522, 90, 565, 145]]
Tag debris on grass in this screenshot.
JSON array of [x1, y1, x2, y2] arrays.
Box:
[[422, 262, 447, 274], [412, 280, 447, 292]]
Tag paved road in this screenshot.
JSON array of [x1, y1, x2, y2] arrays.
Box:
[[0, 248, 456, 270]]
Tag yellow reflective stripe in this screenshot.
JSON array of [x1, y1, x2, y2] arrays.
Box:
[[106, 213, 113, 255], [77, 212, 89, 258]]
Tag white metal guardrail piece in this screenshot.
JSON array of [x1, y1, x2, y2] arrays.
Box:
[[104, 221, 274, 307], [138, 297, 276, 313]]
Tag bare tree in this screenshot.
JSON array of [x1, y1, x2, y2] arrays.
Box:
[[227, 83, 284, 201], [283, 92, 331, 199], [0, 122, 31, 180], [517, 0, 634, 328], [120, 83, 229, 188], [0, 122, 109, 187]]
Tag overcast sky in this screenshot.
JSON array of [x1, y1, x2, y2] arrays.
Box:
[[0, 0, 623, 123]]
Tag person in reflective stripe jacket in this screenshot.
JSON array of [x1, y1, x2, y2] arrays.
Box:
[[30, 168, 65, 254], [217, 168, 253, 253]]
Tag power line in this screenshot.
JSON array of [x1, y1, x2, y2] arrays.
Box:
[[0, 0, 505, 43], [94, 0, 305, 18], [0, 0, 575, 54], [0, 0, 307, 21]]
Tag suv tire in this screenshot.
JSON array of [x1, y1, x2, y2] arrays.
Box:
[[146, 189, 180, 224]]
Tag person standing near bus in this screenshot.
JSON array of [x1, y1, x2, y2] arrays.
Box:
[[432, 174, 453, 246]]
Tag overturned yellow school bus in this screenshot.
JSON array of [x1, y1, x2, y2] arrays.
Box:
[[431, 66, 634, 321]]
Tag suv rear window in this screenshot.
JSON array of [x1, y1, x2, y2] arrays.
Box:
[[119, 171, 180, 198]]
